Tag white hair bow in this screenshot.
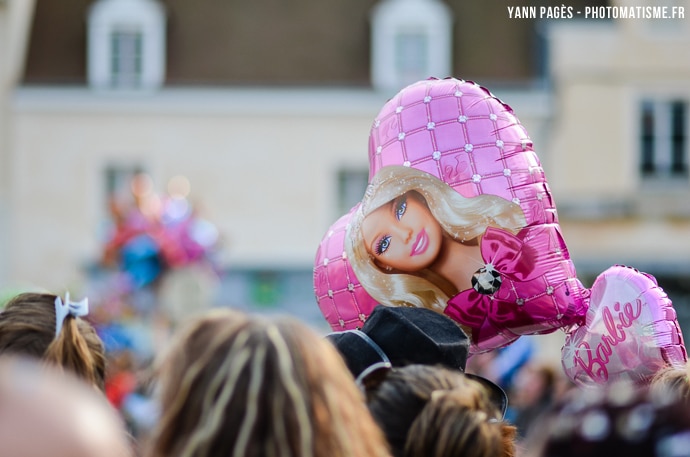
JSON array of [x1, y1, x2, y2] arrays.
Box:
[[54, 292, 89, 337]]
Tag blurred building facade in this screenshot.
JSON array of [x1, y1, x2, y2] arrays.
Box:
[[545, 0, 690, 326], [1, 0, 688, 330]]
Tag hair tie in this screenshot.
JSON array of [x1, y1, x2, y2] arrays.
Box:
[[54, 292, 89, 337], [430, 389, 450, 402]]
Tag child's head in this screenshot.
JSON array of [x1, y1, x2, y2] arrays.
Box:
[[650, 362, 690, 405], [0, 292, 106, 390], [346, 165, 525, 311], [364, 364, 516, 457], [0, 355, 131, 457], [149, 309, 391, 457]]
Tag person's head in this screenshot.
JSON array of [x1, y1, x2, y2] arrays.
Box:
[[346, 165, 525, 311], [525, 381, 690, 457], [651, 362, 690, 405], [364, 364, 516, 457], [0, 292, 106, 391], [326, 305, 508, 416], [148, 309, 391, 457], [0, 355, 131, 457]]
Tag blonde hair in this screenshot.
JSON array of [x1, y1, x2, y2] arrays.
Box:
[[650, 362, 690, 404], [366, 364, 516, 457], [0, 292, 106, 391], [346, 166, 526, 312], [148, 309, 391, 457]]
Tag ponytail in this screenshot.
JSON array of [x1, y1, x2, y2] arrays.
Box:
[[45, 316, 106, 391], [0, 292, 106, 391]]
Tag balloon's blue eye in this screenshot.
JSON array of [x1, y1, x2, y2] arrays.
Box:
[[376, 235, 391, 255], [395, 196, 407, 221]]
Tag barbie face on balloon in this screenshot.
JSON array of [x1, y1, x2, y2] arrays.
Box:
[[347, 165, 583, 351]]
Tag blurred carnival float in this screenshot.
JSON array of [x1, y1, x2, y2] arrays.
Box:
[[99, 172, 221, 326]]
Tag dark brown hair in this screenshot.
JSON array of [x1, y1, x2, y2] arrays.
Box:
[[366, 364, 516, 457], [147, 309, 391, 457], [0, 292, 106, 390]]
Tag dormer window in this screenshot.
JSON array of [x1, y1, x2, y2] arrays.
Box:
[[110, 28, 144, 87], [370, 0, 453, 92], [87, 0, 166, 90]]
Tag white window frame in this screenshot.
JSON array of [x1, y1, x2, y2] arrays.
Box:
[[370, 0, 453, 93], [337, 168, 369, 215], [639, 98, 688, 180], [109, 27, 145, 87], [87, 0, 166, 91]]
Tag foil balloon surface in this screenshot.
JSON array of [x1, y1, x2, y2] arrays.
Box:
[[562, 265, 687, 386], [314, 77, 686, 384], [314, 207, 378, 330]]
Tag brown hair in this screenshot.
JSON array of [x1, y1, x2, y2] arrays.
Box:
[[147, 309, 391, 457], [366, 364, 516, 457], [0, 292, 106, 390]]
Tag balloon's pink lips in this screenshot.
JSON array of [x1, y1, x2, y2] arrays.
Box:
[[411, 229, 428, 257]]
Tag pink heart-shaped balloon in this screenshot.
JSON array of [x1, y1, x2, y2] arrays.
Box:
[[314, 78, 589, 352], [562, 265, 687, 386], [314, 77, 686, 376]]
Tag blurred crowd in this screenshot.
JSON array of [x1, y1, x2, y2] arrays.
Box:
[[2, 289, 690, 457]]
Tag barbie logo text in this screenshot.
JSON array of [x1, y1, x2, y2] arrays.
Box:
[[442, 155, 469, 181], [572, 299, 643, 383]]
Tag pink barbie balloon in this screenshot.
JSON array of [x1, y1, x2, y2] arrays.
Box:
[[322, 77, 589, 349], [562, 265, 687, 386], [314, 77, 686, 384]]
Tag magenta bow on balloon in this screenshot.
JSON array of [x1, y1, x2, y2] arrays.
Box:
[[445, 225, 585, 352]]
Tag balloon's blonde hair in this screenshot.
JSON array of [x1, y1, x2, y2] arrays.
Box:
[[346, 166, 526, 312]]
